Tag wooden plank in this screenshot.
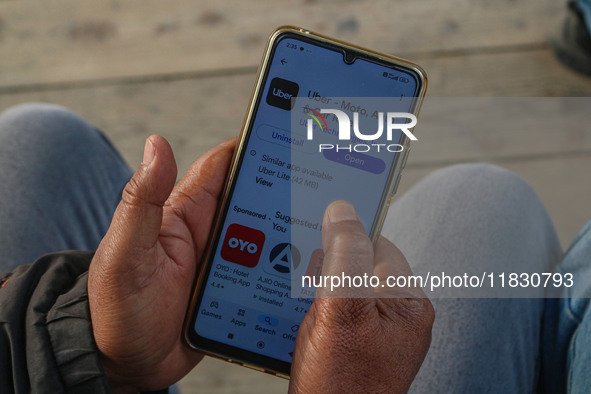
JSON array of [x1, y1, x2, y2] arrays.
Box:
[[416, 48, 591, 97], [414, 96, 591, 167], [0, 0, 562, 88], [178, 357, 288, 394], [503, 156, 591, 249], [1, 49, 590, 175]]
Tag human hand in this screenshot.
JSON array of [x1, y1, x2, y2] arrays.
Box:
[[88, 135, 236, 392], [289, 201, 434, 393]]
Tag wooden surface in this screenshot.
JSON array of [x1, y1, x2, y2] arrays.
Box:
[[1, 0, 590, 393], [0, 0, 562, 89]]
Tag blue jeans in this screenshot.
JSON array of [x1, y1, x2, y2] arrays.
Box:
[[541, 221, 591, 393], [381, 164, 587, 393], [0, 103, 589, 392], [0, 103, 132, 268], [579, 0, 591, 33]]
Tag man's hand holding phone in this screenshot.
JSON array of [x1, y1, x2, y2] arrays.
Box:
[[88, 135, 237, 392], [290, 201, 434, 393], [88, 137, 433, 392], [185, 26, 427, 375]]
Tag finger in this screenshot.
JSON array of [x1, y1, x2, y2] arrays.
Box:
[[373, 236, 427, 298], [91, 135, 177, 302], [166, 137, 237, 257], [108, 135, 177, 254], [317, 200, 374, 298]]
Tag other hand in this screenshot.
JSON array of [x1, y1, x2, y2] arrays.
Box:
[[289, 201, 434, 393], [89, 135, 236, 392]]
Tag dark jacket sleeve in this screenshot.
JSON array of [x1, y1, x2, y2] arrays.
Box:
[[0, 251, 111, 393]]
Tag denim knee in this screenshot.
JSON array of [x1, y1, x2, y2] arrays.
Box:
[[0, 103, 100, 154], [0, 104, 132, 267], [386, 162, 561, 275], [426, 163, 533, 203], [403, 163, 548, 222], [0, 103, 122, 177]]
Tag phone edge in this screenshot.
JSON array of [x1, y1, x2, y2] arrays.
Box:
[[183, 25, 428, 378]]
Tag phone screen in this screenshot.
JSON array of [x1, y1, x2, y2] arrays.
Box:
[[187, 30, 424, 374]]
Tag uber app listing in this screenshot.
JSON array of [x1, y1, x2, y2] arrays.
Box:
[[194, 36, 419, 363]]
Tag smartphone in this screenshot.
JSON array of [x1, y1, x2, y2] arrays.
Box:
[[185, 26, 427, 377]]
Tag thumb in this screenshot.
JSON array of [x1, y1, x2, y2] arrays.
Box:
[[318, 200, 374, 298], [107, 135, 177, 253]]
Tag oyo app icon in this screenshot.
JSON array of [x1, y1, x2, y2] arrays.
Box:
[[266, 77, 299, 111], [221, 223, 265, 267]]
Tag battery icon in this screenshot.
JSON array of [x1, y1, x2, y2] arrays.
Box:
[[399, 77, 409, 84]]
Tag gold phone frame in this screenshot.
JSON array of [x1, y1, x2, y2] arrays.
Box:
[[185, 25, 428, 378]]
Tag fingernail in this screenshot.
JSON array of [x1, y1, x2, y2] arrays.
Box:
[[327, 201, 358, 224], [142, 137, 156, 165]]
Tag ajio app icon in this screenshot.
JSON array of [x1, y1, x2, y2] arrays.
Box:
[[263, 242, 301, 278], [221, 223, 265, 267]]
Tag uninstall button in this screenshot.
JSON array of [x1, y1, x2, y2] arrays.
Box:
[[323, 149, 386, 174], [256, 124, 316, 154]]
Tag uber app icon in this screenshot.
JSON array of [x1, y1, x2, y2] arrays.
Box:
[[266, 77, 299, 111]]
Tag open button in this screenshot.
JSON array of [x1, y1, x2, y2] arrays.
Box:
[[323, 149, 386, 174]]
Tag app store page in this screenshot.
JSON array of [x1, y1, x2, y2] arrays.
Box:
[[195, 36, 419, 363]]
